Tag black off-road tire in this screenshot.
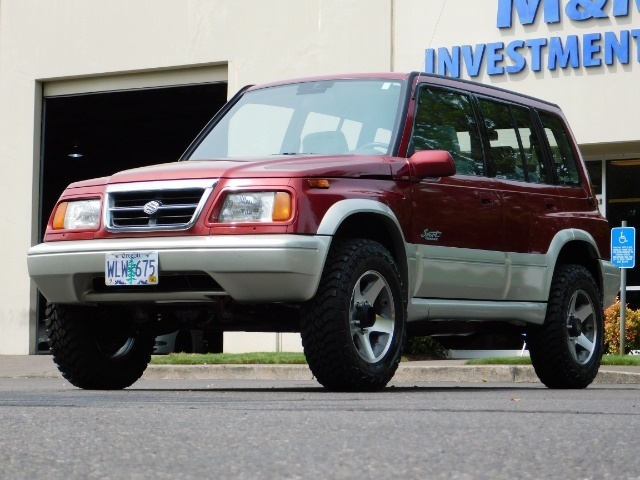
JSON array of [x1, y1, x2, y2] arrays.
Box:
[[300, 239, 406, 392], [46, 303, 155, 390], [528, 264, 603, 389]]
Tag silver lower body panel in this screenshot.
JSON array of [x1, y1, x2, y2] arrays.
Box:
[[408, 298, 547, 325]]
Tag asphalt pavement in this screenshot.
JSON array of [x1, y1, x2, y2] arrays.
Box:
[[1, 354, 639, 385]]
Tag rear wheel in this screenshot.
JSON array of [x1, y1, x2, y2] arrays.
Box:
[[300, 239, 406, 391], [46, 303, 155, 390], [528, 264, 603, 389]]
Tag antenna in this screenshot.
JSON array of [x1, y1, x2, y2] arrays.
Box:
[[427, 0, 447, 50]]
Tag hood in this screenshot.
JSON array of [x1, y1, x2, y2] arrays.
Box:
[[107, 155, 392, 184], [68, 176, 109, 189]]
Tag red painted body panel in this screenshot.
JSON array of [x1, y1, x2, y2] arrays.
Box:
[[411, 175, 503, 250], [558, 190, 611, 260], [497, 179, 563, 254], [67, 177, 109, 189], [285, 177, 412, 238]]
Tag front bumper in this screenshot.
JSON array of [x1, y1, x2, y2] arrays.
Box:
[[27, 235, 331, 304]]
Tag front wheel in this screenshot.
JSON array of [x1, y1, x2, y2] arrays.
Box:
[[300, 239, 406, 391], [46, 303, 155, 390], [528, 264, 603, 389]]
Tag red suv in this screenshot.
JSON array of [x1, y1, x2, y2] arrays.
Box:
[[28, 73, 619, 391]]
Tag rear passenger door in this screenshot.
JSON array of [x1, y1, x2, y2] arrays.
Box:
[[410, 85, 506, 300], [476, 98, 562, 301]]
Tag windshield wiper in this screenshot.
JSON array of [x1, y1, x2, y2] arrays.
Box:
[[274, 152, 314, 155]]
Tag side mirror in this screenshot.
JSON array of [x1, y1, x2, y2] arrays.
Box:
[[408, 150, 456, 179]]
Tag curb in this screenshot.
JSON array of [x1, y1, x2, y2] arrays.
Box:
[[3, 363, 639, 384], [141, 364, 640, 384], [143, 364, 313, 381]]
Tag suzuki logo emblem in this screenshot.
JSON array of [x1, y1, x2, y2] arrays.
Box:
[[143, 200, 162, 216]]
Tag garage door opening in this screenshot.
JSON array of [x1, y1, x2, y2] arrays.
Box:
[[37, 82, 228, 353]]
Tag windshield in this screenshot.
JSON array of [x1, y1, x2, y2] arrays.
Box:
[[188, 79, 405, 159]]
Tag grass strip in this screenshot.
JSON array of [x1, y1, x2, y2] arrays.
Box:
[[151, 352, 640, 366], [600, 354, 640, 366], [150, 352, 307, 365], [466, 355, 640, 366]]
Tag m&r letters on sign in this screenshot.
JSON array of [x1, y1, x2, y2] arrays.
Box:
[[497, 0, 640, 28]]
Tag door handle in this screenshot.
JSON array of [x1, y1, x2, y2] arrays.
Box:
[[545, 198, 557, 210]]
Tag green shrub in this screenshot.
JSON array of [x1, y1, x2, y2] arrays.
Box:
[[603, 299, 640, 354], [405, 336, 449, 359]]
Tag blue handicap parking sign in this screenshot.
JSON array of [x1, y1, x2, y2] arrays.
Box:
[[611, 227, 636, 269]]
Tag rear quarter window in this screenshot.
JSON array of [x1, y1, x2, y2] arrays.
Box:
[[537, 111, 580, 186]]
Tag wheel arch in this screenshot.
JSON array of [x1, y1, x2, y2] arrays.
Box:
[[317, 199, 410, 301], [547, 229, 604, 302]]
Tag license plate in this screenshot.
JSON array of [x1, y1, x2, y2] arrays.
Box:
[[105, 252, 159, 286]]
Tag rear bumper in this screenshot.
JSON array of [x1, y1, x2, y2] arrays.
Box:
[[27, 235, 331, 304]]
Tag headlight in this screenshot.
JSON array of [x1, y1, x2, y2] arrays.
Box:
[[218, 192, 292, 222], [52, 199, 101, 230]]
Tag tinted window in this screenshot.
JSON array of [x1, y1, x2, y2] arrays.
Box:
[[511, 107, 548, 184], [412, 87, 484, 176], [478, 100, 549, 184], [538, 111, 580, 186], [478, 99, 526, 182]]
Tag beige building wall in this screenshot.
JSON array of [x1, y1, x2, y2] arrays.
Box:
[[0, 0, 391, 354], [223, 332, 303, 354]]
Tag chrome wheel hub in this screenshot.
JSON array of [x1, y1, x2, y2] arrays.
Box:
[[566, 289, 597, 365], [349, 270, 395, 363]]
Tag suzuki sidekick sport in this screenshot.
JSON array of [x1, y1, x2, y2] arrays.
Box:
[[28, 73, 620, 391]]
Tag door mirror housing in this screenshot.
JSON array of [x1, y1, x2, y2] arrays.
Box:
[[408, 150, 456, 179]]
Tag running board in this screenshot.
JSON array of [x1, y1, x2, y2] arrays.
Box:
[[408, 299, 547, 325]]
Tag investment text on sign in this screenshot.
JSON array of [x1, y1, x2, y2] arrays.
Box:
[[424, 0, 640, 78]]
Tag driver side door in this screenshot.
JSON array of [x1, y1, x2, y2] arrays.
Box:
[[410, 84, 506, 300]]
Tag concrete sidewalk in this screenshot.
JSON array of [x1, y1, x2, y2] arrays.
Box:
[[1, 355, 640, 384]]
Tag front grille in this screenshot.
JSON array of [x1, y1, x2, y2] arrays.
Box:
[[105, 180, 215, 232]]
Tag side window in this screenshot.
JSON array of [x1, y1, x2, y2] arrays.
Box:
[[478, 99, 526, 182], [510, 106, 549, 184], [412, 86, 484, 176], [538, 111, 580, 186]]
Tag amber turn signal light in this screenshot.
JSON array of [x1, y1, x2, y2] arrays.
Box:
[[52, 202, 69, 230], [308, 179, 330, 189], [272, 192, 292, 221]]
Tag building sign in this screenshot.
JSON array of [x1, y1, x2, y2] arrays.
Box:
[[424, 0, 640, 78]]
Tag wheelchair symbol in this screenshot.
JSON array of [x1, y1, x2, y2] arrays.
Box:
[[619, 231, 628, 244]]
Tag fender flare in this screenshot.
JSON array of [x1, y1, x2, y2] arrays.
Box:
[[543, 228, 603, 296], [316, 199, 416, 297], [317, 199, 404, 236]]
